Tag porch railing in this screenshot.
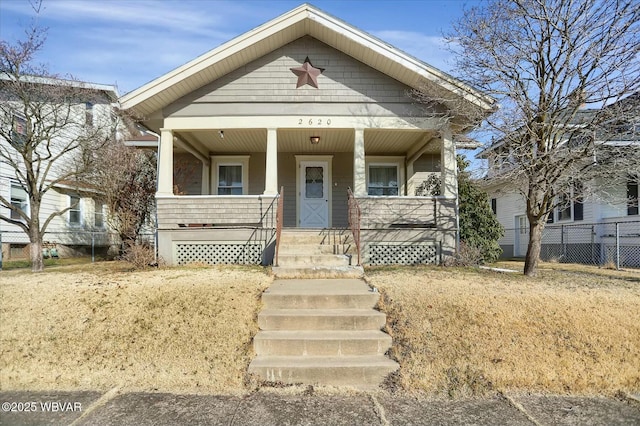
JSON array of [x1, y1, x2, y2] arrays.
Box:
[[275, 186, 284, 267], [347, 187, 362, 266], [242, 191, 280, 264]]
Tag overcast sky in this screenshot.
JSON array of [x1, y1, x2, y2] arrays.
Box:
[[0, 0, 479, 95]]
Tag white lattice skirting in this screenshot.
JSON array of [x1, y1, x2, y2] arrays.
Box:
[[175, 242, 263, 265], [367, 243, 439, 265]]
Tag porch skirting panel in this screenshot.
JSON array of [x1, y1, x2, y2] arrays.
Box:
[[367, 242, 440, 265], [158, 228, 275, 266], [361, 228, 456, 265], [174, 241, 264, 265]]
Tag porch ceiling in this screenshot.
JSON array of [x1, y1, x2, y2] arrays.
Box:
[[174, 128, 438, 155]]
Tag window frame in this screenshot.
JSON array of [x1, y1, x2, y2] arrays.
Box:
[[365, 156, 405, 196], [94, 199, 105, 229], [10, 183, 29, 221], [628, 178, 639, 216], [210, 156, 249, 196], [68, 195, 83, 226], [554, 182, 584, 223], [11, 114, 27, 147]]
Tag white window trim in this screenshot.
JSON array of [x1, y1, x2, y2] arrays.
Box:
[[210, 155, 249, 195], [365, 156, 405, 196], [68, 195, 83, 227]]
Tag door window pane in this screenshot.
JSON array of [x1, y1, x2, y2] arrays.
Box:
[[305, 166, 324, 198], [218, 165, 243, 195], [368, 166, 398, 196]]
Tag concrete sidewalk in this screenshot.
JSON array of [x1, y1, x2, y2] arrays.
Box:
[[1, 390, 639, 425]]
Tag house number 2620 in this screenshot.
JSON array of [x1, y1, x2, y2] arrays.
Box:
[[298, 118, 331, 126]]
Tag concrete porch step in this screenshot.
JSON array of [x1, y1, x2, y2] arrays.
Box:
[[258, 308, 386, 330], [277, 254, 352, 267], [262, 279, 379, 309], [253, 330, 392, 356], [271, 265, 364, 279], [278, 243, 338, 255], [248, 355, 398, 388], [279, 230, 352, 245]]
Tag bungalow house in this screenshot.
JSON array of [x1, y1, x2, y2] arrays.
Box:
[[479, 94, 640, 266], [119, 3, 495, 266], [0, 76, 121, 260]]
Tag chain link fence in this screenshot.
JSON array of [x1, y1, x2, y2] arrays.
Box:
[[501, 220, 640, 269], [0, 230, 156, 265]]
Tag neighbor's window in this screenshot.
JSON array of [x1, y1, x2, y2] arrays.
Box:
[[85, 102, 94, 127], [491, 198, 497, 215], [556, 182, 584, 222], [94, 200, 104, 228], [368, 165, 398, 196], [10, 183, 28, 220], [69, 195, 81, 225], [217, 165, 243, 195], [11, 115, 27, 147], [628, 179, 639, 216]]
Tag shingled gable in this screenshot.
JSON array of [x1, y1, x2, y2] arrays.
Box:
[[119, 3, 495, 119]]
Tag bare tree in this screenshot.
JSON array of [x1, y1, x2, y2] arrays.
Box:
[[93, 141, 156, 248], [444, 0, 640, 276], [0, 24, 118, 271]]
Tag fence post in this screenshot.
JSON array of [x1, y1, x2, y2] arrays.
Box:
[[615, 222, 620, 270], [0, 232, 3, 271], [561, 224, 566, 260], [590, 225, 595, 265], [91, 232, 95, 263]]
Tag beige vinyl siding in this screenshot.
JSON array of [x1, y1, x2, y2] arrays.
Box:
[[157, 196, 277, 229], [166, 36, 424, 118]]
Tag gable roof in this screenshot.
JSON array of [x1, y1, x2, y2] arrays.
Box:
[[120, 3, 495, 119]]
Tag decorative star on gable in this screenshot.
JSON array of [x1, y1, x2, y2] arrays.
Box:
[[290, 56, 325, 89]]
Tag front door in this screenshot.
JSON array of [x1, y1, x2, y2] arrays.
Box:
[[299, 161, 329, 228]]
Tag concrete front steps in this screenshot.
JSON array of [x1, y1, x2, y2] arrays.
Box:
[[273, 229, 363, 279], [248, 279, 398, 389]]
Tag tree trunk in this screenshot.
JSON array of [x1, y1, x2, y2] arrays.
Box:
[[29, 227, 44, 272], [524, 220, 544, 276]]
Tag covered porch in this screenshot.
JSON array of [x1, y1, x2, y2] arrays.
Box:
[[155, 121, 459, 266]]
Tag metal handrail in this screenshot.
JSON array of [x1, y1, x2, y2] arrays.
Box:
[[242, 193, 279, 264], [275, 186, 284, 266], [347, 187, 362, 266]]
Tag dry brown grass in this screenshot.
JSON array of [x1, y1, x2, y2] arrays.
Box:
[[369, 265, 640, 397], [0, 262, 271, 394]]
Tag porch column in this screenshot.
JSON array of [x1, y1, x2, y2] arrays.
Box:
[[201, 162, 210, 195], [353, 128, 366, 196], [264, 128, 278, 195], [157, 128, 174, 196], [441, 126, 458, 198]]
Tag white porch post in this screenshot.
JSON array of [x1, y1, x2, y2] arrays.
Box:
[[201, 162, 210, 195], [441, 126, 458, 198], [157, 128, 174, 196], [353, 128, 366, 196], [264, 128, 278, 195]]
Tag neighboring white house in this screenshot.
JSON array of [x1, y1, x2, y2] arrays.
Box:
[[0, 77, 120, 260], [119, 4, 496, 266], [480, 95, 640, 266]]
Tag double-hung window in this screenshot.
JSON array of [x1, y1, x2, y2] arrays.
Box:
[[366, 157, 404, 196], [94, 200, 104, 228], [629, 178, 639, 216], [218, 165, 243, 195], [211, 156, 249, 195], [69, 195, 82, 225], [10, 184, 28, 220]]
